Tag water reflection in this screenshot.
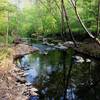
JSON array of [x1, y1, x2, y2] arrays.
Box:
[[19, 51, 62, 84], [18, 48, 76, 99], [17, 45, 100, 100]]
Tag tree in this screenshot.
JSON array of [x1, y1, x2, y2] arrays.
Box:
[[0, 0, 17, 45], [61, 0, 77, 46], [69, 0, 100, 45]]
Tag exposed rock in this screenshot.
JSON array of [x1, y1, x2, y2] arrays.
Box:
[[30, 92, 38, 96], [25, 82, 32, 86], [48, 43, 55, 46], [29, 88, 38, 92], [86, 59, 91, 63], [73, 56, 84, 63], [58, 45, 68, 50], [58, 42, 63, 46], [23, 72, 29, 77], [55, 43, 68, 50], [0, 43, 39, 100], [64, 41, 74, 47], [15, 96, 29, 100], [42, 38, 48, 45], [13, 43, 39, 60]]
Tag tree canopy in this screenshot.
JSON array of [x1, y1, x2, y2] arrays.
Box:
[[0, 0, 100, 43]]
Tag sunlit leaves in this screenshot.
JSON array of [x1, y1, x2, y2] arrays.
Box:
[[0, 0, 99, 40]]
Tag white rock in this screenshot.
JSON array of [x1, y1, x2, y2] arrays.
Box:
[[30, 92, 38, 96], [64, 41, 74, 45], [74, 56, 84, 63], [59, 45, 67, 49], [58, 43, 63, 46], [86, 59, 91, 63], [29, 88, 38, 96], [25, 82, 32, 86], [49, 43, 55, 46], [29, 88, 38, 92], [23, 72, 29, 76]]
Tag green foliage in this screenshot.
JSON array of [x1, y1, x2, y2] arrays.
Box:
[[0, 0, 17, 44], [0, 0, 99, 42]]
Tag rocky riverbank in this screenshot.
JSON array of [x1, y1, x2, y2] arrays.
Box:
[[64, 41, 100, 59], [44, 40, 100, 59], [13, 43, 39, 60], [0, 43, 39, 100]]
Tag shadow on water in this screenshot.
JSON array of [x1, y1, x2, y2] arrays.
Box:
[[17, 44, 100, 100]]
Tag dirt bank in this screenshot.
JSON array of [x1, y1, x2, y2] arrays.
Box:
[[0, 43, 39, 100]]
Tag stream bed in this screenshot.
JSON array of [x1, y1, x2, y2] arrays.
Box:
[[17, 44, 100, 100]]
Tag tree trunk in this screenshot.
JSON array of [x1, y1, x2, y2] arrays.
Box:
[[6, 11, 9, 46], [61, 0, 66, 41], [96, 0, 100, 37], [62, 0, 77, 47], [70, 0, 100, 46]]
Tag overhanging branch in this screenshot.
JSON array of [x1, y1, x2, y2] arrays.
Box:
[[69, 0, 100, 45]]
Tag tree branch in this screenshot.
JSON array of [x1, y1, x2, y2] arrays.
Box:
[[69, 0, 100, 45], [62, 0, 77, 47]]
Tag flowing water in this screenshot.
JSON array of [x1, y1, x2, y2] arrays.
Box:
[[17, 44, 100, 100]]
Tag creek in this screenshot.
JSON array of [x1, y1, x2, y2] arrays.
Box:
[[17, 43, 100, 100]]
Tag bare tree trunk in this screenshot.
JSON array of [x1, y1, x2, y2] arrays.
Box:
[[6, 11, 9, 46], [96, 0, 100, 37], [61, 0, 66, 41], [70, 0, 100, 45], [62, 0, 77, 47]]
